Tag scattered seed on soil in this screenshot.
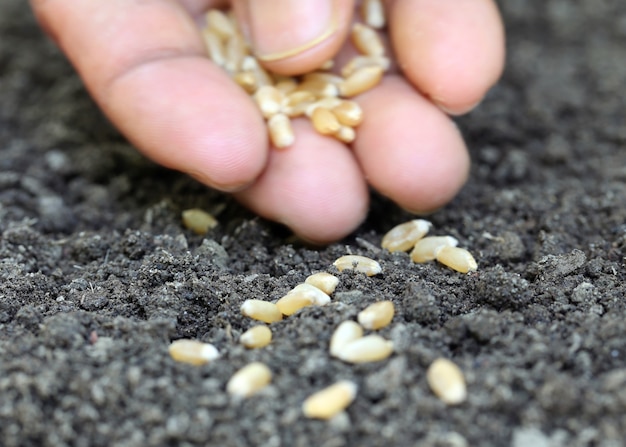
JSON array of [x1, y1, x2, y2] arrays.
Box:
[[357, 301, 395, 330], [304, 272, 339, 295], [275, 289, 315, 316], [168, 339, 220, 366], [435, 245, 478, 273], [226, 362, 272, 398], [330, 321, 364, 358], [267, 113, 295, 149], [302, 380, 358, 420], [240, 299, 283, 323], [336, 334, 393, 363], [240, 325, 272, 349], [381, 219, 432, 252], [181, 208, 218, 235], [410, 235, 459, 263], [339, 65, 385, 97], [426, 358, 467, 405], [333, 255, 382, 276]]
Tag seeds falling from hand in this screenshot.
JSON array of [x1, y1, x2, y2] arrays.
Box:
[[181, 209, 218, 235], [381, 219, 432, 252]]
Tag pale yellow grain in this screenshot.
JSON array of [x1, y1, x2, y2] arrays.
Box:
[[434, 246, 478, 273], [410, 235, 458, 263], [426, 358, 467, 405], [360, 0, 386, 29], [351, 23, 386, 57], [284, 90, 316, 108], [241, 56, 273, 88], [275, 292, 314, 316], [297, 79, 339, 98], [302, 380, 358, 420], [267, 113, 295, 149], [275, 78, 298, 95], [240, 325, 272, 349], [254, 85, 284, 119], [240, 299, 283, 323], [311, 107, 341, 135], [227, 362, 272, 397], [329, 321, 363, 358], [319, 59, 335, 70], [340, 55, 390, 78], [331, 100, 363, 127], [202, 29, 226, 67], [168, 339, 220, 366], [224, 33, 247, 73], [304, 272, 339, 295], [302, 72, 344, 87], [334, 126, 356, 143], [181, 208, 218, 235], [206, 9, 236, 40], [290, 283, 332, 305], [305, 97, 343, 117], [233, 71, 257, 94], [339, 65, 384, 97], [357, 301, 394, 330], [381, 219, 432, 253], [336, 335, 393, 363], [333, 255, 382, 276]]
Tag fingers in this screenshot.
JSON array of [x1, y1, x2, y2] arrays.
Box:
[[353, 76, 470, 213], [389, 0, 505, 115], [30, 0, 267, 191], [235, 120, 369, 243], [231, 0, 356, 75]]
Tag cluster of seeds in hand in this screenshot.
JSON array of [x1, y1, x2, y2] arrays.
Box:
[[170, 222, 476, 412], [201, 1, 390, 148], [382, 219, 479, 273]]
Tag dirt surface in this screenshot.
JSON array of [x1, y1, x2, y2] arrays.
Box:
[[2, 1, 626, 446]]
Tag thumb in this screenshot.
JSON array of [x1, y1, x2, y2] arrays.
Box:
[[231, 0, 355, 75]]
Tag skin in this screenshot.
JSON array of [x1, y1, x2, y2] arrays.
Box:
[[29, 0, 505, 243]]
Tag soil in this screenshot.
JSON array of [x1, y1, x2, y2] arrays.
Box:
[[2, 1, 626, 446]]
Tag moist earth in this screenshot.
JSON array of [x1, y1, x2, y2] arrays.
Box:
[[2, 1, 626, 446]]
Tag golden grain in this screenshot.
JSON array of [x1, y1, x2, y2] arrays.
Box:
[[206, 9, 236, 40], [435, 246, 478, 273], [254, 85, 284, 119], [304, 272, 339, 295], [333, 255, 382, 276], [329, 320, 364, 358], [302, 380, 358, 419], [334, 125, 356, 143], [331, 100, 363, 127], [357, 301, 395, 330], [311, 107, 342, 135], [410, 235, 459, 263], [360, 0, 386, 29], [381, 219, 432, 252], [168, 339, 220, 366], [275, 289, 315, 316], [336, 335, 394, 363], [426, 358, 467, 405], [226, 362, 272, 397], [340, 55, 391, 78], [202, 29, 226, 68], [240, 299, 283, 323], [267, 113, 295, 149], [351, 23, 386, 57], [339, 65, 384, 97], [240, 325, 272, 349], [181, 208, 218, 235]]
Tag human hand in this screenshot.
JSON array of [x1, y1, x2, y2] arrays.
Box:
[[30, 0, 504, 243]]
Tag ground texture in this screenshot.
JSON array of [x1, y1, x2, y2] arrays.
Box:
[[1, 1, 626, 446]]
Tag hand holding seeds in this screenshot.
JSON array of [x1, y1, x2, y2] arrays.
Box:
[[31, 0, 505, 242]]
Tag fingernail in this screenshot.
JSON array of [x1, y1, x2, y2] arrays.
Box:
[[241, 0, 337, 61], [436, 99, 482, 116]]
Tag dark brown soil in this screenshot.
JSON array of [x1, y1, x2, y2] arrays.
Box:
[[2, 1, 626, 446]]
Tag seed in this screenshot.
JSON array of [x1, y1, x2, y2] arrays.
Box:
[[206, 9, 236, 41], [240, 325, 272, 349], [290, 283, 332, 305], [333, 255, 382, 276], [254, 85, 284, 119], [168, 339, 220, 366], [329, 320, 364, 358], [240, 299, 283, 323], [302, 72, 344, 87], [274, 78, 298, 95], [276, 283, 331, 315], [319, 59, 335, 70], [181, 208, 218, 235], [360, 0, 387, 29], [434, 246, 478, 273], [224, 33, 247, 73], [351, 23, 386, 57], [202, 29, 226, 67], [339, 65, 384, 97], [410, 235, 459, 263], [284, 90, 316, 109], [302, 380, 358, 420], [426, 358, 467, 405], [340, 55, 391, 78], [334, 126, 356, 143], [297, 79, 340, 98], [241, 56, 273, 88], [311, 107, 341, 135], [331, 100, 363, 127], [305, 272, 339, 295], [381, 219, 432, 253], [226, 362, 272, 397], [305, 97, 343, 117], [336, 335, 393, 363], [233, 71, 257, 94], [357, 301, 394, 330], [267, 113, 295, 149]]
